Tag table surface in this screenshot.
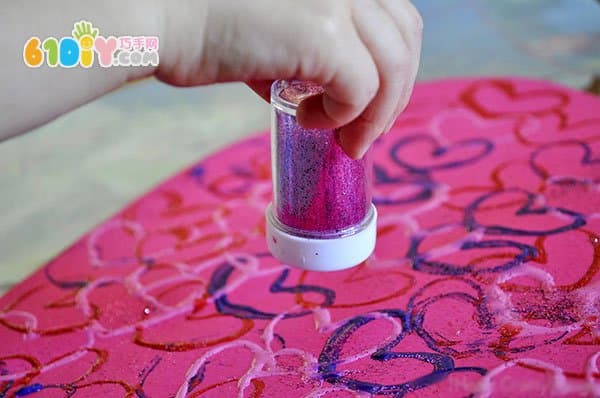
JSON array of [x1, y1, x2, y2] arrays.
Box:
[[1, 0, 599, 294]]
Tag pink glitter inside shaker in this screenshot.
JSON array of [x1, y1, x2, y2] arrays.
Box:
[[265, 80, 377, 271]]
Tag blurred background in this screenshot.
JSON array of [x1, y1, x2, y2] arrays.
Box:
[[1, 0, 599, 294]]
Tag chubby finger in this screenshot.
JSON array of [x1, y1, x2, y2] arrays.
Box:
[[377, 0, 423, 52], [336, 0, 409, 159], [295, 28, 379, 131], [378, 0, 423, 131]]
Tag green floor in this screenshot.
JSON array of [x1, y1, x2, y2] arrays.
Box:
[[1, 0, 599, 294]]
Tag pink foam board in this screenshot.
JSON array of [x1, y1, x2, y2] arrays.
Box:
[[1, 77, 599, 397]]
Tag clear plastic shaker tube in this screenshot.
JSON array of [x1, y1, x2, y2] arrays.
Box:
[[265, 80, 377, 271]]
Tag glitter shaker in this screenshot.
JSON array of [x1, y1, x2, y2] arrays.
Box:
[[266, 80, 377, 271]]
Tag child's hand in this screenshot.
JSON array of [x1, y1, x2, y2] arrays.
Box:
[[1, 0, 421, 148], [157, 0, 423, 159]]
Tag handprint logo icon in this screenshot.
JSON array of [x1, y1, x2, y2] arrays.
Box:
[[24, 20, 159, 68]]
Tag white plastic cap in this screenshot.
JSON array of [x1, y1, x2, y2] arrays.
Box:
[[265, 203, 377, 271]]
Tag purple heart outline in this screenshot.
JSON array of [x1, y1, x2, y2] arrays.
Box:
[[408, 235, 538, 276], [208, 255, 335, 320], [318, 309, 486, 396], [464, 188, 586, 236], [407, 277, 568, 359], [372, 164, 437, 205], [529, 139, 600, 180], [390, 134, 494, 174]]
